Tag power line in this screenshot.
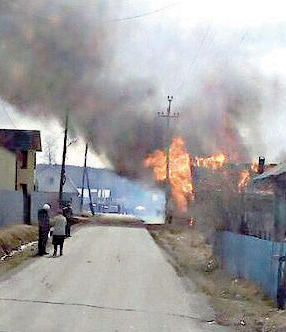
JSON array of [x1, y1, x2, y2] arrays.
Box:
[[174, 25, 214, 95], [0, 1, 182, 24], [173, 25, 251, 96], [105, 2, 182, 22]]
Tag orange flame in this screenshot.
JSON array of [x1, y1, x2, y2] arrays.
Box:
[[145, 136, 256, 210], [238, 170, 250, 192], [251, 162, 259, 173], [144, 137, 194, 211], [195, 153, 226, 170]]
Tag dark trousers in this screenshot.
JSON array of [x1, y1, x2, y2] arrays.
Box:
[[38, 229, 49, 255], [65, 222, 71, 237], [53, 235, 65, 256], [277, 284, 286, 310]]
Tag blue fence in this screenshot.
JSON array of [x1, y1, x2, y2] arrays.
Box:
[[214, 231, 286, 300]]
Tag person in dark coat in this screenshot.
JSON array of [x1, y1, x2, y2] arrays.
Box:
[[37, 203, 51, 256], [277, 256, 286, 310], [63, 203, 73, 237]]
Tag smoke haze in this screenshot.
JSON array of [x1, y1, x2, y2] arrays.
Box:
[[0, 1, 284, 180]]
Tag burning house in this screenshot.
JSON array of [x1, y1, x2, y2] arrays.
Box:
[[144, 135, 278, 236], [251, 161, 286, 242]]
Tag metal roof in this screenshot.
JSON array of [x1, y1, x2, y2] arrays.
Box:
[[253, 161, 286, 181], [0, 129, 42, 151]]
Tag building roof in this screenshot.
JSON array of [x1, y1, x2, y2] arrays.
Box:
[[253, 161, 286, 181], [0, 129, 42, 151]]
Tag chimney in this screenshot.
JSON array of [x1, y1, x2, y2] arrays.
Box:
[[258, 156, 265, 174]]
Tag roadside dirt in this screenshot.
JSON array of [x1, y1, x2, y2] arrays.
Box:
[[147, 224, 286, 332]]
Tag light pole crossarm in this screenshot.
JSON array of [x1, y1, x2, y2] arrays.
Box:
[[158, 114, 179, 118]]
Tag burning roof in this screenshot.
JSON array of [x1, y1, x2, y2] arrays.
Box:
[[252, 163, 283, 182]]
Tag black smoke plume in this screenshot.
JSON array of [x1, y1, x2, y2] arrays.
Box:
[[0, 2, 282, 180], [0, 1, 165, 178]]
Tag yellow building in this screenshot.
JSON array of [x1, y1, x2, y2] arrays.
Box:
[[0, 145, 15, 191], [0, 129, 42, 223]]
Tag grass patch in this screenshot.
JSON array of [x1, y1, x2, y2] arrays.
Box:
[[148, 225, 286, 332], [0, 224, 39, 276], [0, 225, 38, 256]]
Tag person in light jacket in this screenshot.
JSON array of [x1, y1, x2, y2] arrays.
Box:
[[51, 210, 67, 257]]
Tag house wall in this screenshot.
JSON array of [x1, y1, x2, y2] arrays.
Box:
[[273, 182, 286, 241], [30, 192, 81, 223], [244, 193, 275, 240], [36, 166, 79, 193], [30, 192, 59, 223], [0, 191, 80, 227], [17, 150, 36, 192], [0, 147, 16, 191], [0, 191, 23, 226]]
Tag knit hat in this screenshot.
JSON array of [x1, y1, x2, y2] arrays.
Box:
[[43, 203, 50, 210]]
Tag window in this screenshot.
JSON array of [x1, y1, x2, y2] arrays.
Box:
[[20, 151, 28, 169]]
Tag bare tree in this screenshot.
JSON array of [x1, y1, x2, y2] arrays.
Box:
[[44, 136, 58, 165]]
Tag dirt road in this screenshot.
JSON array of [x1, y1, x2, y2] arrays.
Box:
[[0, 225, 232, 331]]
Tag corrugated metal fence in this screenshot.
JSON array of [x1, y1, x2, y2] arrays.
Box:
[[0, 191, 81, 226], [0, 191, 23, 226], [214, 231, 286, 300]]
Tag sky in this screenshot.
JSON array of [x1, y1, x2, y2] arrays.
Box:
[[0, 101, 110, 167], [1, 0, 286, 175]]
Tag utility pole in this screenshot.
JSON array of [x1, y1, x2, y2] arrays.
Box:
[[59, 111, 69, 209], [80, 142, 94, 215], [157, 96, 179, 224], [85, 162, 94, 216], [80, 143, 88, 212]]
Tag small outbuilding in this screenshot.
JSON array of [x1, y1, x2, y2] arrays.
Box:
[[34, 164, 80, 220], [253, 161, 286, 241]]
